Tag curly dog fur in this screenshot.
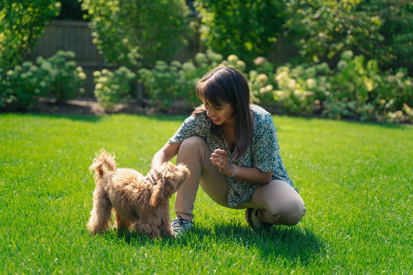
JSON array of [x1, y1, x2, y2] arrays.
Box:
[[87, 149, 189, 238]]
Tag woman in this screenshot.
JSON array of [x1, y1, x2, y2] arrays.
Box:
[[148, 65, 306, 236]]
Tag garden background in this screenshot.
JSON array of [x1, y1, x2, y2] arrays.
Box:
[[1, 0, 412, 274], [1, 0, 412, 122]]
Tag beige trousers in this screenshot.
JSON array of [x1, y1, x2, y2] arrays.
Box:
[[175, 136, 306, 225]]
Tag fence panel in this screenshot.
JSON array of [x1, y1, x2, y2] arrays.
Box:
[[26, 20, 108, 96]]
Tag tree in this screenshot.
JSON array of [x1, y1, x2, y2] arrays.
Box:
[[285, 0, 382, 65], [359, 0, 413, 72], [80, 0, 190, 69], [195, 0, 286, 65], [0, 0, 60, 69], [285, 0, 413, 73]]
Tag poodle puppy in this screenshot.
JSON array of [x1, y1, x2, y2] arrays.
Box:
[[87, 149, 189, 238]]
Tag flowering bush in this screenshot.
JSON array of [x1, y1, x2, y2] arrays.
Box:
[[221, 54, 246, 73], [137, 49, 412, 123], [251, 50, 412, 123], [248, 70, 274, 105], [324, 51, 413, 123], [139, 50, 227, 111], [0, 51, 85, 110], [93, 67, 135, 112], [37, 51, 86, 103], [0, 62, 43, 110]]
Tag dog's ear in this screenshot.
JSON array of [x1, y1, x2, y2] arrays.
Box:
[[150, 185, 164, 207], [175, 164, 190, 182], [149, 163, 190, 207]]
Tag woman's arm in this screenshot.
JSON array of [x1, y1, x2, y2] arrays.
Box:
[[151, 142, 181, 169], [229, 166, 272, 185], [147, 142, 181, 184]]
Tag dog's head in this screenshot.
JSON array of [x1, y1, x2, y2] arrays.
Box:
[[150, 162, 190, 207]]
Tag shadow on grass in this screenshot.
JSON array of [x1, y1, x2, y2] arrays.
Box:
[[107, 223, 324, 267], [194, 224, 324, 266]]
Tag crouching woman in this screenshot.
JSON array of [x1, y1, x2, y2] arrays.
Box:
[[148, 65, 306, 236]]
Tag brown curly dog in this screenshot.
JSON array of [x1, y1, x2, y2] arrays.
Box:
[[87, 149, 190, 238]]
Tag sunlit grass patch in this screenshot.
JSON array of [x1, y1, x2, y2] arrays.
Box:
[[0, 114, 411, 273]]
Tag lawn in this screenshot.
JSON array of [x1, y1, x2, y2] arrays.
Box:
[[0, 113, 412, 274]]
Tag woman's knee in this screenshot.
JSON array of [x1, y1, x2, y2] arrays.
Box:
[[276, 197, 306, 225], [179, 136, 207, 153], [178, 136, 209, 162], [252, 181, 306, 225]]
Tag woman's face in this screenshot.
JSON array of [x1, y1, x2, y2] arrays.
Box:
[[203, 99, 235, 126]]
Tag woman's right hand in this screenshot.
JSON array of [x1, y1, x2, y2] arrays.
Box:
[[145, 168, 160, 185], [147, 142, 181, 184]]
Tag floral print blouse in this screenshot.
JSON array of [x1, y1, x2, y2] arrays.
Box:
[[168, 104, 293, 207]]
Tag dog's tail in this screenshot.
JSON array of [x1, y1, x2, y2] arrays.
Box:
[[89, 149, 117, 180]]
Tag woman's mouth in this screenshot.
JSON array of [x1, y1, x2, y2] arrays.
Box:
[[211, 118, 219, 124]]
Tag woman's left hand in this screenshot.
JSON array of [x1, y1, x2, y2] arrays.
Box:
[[210, 149, 234, 176]]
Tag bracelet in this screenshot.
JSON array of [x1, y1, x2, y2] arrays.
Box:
[[230, 164, 237, 177]]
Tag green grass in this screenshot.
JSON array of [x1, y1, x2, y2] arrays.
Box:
[[0, 113, 412, 274]]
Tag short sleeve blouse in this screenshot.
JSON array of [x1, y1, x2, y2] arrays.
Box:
[[168, 105, 293, 207]]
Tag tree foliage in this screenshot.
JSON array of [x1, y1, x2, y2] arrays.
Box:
[[285, 0, 382, 63], [80, 0, 190, 69], [0, 0, 60, 69], [358, 0, 413, 72], [195, 0, 286, 66], [285, 0, 413, 73]]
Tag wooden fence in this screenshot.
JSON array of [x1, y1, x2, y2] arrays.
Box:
[[26, 20, 202, 97], [26, 20, 109, 96], [26, 20, 295, 97]]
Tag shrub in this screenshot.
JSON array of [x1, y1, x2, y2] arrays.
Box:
[[0, 61, 44, 110], [221, 54, 246, 73], [248, 70, 275, 106], [138, 49, 412, 124], [249, 50, 413, 123], [0, 51, 85, 111], [37, 51, 86, 103], [323, 51, 413, 122], [93, 67, 135, 112], [373, 70, 413, 123], [273, 65, 326, 115], [139, 61, 182, 111], [323, 53, 377, 120], [139, 50, 227, 111], [271, 51, 413, 123]]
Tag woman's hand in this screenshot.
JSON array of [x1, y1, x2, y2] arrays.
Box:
[[210, 149, 235, 176], [145, 168, 160, 185], [147, 142, 181, 185]]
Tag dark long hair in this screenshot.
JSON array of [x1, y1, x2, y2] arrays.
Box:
[[193, 65, 253, 160]]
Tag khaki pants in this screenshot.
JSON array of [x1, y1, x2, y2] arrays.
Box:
[[175, 136, 306, 225]]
